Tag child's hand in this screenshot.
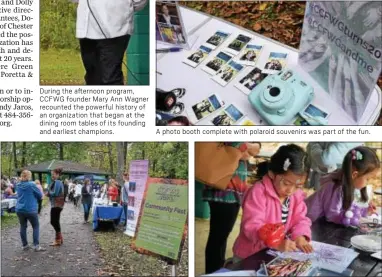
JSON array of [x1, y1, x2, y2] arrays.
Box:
[[368, 201, 377, 215], [276, 239, 297, 252], [295, 236, 313, 253]]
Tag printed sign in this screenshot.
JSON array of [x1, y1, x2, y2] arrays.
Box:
[[135, 179, 188, 262], [125, 160, 149, 237], [299, 2, 382, 122]]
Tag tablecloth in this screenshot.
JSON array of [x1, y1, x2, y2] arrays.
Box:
[[92, 205, 126, 231], [1, 199, 17, 210]]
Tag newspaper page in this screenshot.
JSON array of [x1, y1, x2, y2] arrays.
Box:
[[0, 1, 381, 277]]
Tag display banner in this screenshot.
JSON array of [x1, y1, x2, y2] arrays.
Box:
[[134, 178, 188, 262], [299, 2, 382, 122], [125, 160, 149, 237], [156, 0, 190, 49]]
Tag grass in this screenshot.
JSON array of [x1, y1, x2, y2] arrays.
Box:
[[1, 198, 49, 230], [40, 49, 128, 85]]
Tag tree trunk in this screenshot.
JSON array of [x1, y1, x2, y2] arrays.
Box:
[[8, 142, 13, 176], [107, 142, 114, 175], [12, 142, 18, 175], [21, 142, 27, 167], [116, 143, 125, 187], [59, 143, 64, 160]]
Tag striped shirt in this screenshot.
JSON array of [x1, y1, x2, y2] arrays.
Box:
[[281, 197, 290, 224]]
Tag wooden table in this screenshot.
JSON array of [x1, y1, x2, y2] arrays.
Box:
[[228, 217, 382, 276]]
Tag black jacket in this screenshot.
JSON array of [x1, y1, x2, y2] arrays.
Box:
[[81, 185, 93, 205]]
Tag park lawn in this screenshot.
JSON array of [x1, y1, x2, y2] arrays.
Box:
[[1, 198, 49, 230], [40, 49, 128, 85]]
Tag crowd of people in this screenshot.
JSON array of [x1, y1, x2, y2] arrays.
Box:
[[200, 142, 380, 274], [1, 170, 131, 252]]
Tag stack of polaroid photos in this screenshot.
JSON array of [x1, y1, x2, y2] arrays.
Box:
[[182, 29, 293, 125]]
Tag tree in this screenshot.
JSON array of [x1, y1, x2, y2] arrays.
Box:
[[21, 142, 27, 167], [12, 142, 18, 175], [107, 142, 114, 175], [116, 142, 125, 186]]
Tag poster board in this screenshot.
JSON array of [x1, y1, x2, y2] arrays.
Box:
[[132, 178, 188, 263], [125, 160, 149, 237], [299, 2, 382, 122], [156, 1, 190, 49]]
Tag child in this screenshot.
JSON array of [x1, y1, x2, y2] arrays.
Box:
[[306, 146, 380, 225], [233, 144, 313, 261]]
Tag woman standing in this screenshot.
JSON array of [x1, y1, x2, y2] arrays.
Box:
[[34, 180, 44, 215], [121, 173, 129, 226], [47, 168, 65, 246], [81, 179, 93, 223], [16, 170, 45, 251], [108, 179, 119, 202], [202, 142, 261, 274]]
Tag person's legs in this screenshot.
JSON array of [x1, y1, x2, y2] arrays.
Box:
[[97, 35, 130, 85], [27, 213, 40, 247], [123, 203, 128, 226], [79, 38, 100, 85], [83, 204, 89, 222], [205, 201, 240, 274], [50, 207, 63, 245], [38, 199, 42, 214], [17, 212, 28, 248]]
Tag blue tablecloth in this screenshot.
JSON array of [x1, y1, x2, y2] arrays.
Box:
[[92, 205, 125, 231]]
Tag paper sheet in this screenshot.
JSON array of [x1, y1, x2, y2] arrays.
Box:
[[268, 241, 359, 273]]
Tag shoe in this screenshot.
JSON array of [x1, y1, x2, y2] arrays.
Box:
[[34, 245, 46, 252], [22, 245, 30, 250], [58, 232, 63, 245], [50, 233, 62, 246]]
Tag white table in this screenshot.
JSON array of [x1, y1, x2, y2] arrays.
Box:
[[1, 199, 17, 210], [157, 7, 381, 126]]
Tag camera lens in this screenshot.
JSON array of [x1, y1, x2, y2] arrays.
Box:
[[269, 87, 280, 97]]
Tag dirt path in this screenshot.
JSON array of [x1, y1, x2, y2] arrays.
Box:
[[1, 202, 102, 276]]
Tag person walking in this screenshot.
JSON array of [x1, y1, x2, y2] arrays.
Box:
[[34, 180, 44, 215], [74, 181, 82, 207], [63, 179, 69, 202], [16, 170, 45, 251], [81, 179, 93, 223], [47, 168, 65, 246]]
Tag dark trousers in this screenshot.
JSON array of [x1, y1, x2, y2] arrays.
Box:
[[83, 203, 91, 222], [38, 199, 42, 214], [205, 201, 240, 274], [17, 212, 39, 247], [79, 35, 130, 85], [122, 203, 128, 226], [50, 207, 62, 233]]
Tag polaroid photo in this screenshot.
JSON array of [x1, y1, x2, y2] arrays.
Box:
[[187, 94, 225, 124], [156, 1, 188, 47], [235, 67, 268, 95], [202, 51, 233, 75], [157, 23, 178, 44], [238, 116, 256, 126], [183, 45, 213, 68], [225, 34, 252, 55], [302, 104, 330, 119], [263, 52, 288, 74], [211, 104, 245, 126], [293, 115, 310, 126], [204, 31, 230, 49], [238, 44, 263, 66], [212, 60, 245, 87]]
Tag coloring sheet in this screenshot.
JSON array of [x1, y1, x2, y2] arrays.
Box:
[[268, 241, 359, 273]]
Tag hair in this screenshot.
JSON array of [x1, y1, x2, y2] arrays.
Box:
[[35, 179, 41, 185], [256, 144, 310, 179], [339, 146, 380, 210], [84, 178, 91, 186], [123, 172, 129, 177], [20, 170, 32, 182], [167, 116, 191, 126], [52, 168, 63, 176]]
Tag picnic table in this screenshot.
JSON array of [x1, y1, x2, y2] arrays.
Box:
[[157, 6, 381, 126], [1, 198, 17, 215], [226, 217, 382, 276]]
